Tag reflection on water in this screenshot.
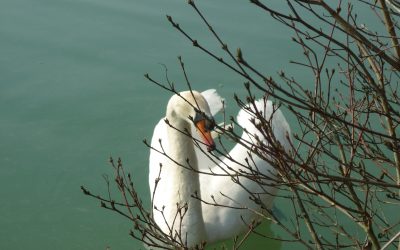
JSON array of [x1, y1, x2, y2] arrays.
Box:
[[0, 0, 300, 249], [209, 221, 281, 249]]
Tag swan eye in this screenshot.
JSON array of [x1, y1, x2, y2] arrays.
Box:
[[193, 111, 204, 124], [193, 111, 215, 132], [205, 118, 215, 131]]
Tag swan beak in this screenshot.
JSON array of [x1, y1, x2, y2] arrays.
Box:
[[195, 120, 216, 152]]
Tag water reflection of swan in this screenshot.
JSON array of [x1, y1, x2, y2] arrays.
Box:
[[149, 89, 291, 247]]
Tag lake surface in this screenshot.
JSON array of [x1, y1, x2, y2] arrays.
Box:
[[0, 0, 312, 249]]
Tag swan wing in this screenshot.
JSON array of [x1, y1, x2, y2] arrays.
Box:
[[200, 98, 291, 242], [237, 99, 291, 148], [201, 89, 224, 116]]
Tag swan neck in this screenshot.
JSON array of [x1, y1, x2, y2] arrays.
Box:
[[164, 113, 207, 245]]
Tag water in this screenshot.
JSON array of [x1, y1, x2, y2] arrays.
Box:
[[1, 0, 306, 249]]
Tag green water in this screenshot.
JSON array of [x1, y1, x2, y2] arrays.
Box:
[[1, 0, 309, 249]]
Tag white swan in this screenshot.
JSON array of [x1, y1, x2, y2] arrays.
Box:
[[149, 89, 291, 247]]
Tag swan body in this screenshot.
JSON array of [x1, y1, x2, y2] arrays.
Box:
[[149, 89, 291, 247]]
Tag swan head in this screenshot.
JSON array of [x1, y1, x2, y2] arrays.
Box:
[[166, 91, 216, 151]]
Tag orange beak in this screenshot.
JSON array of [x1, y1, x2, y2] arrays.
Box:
[[195, 120, 216, 152]]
